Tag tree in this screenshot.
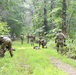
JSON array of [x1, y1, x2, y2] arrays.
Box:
[[50, 0, 55, 29], [62, 0, 67, 35], [43, 0, 47, 33]]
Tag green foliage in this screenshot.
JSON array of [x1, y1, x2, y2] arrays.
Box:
[[0, 0, 76, 38], [33, 4, 44, 31], [0, 0, 27, 36], [0, 22, 10, 35], [67, 0, 76, 38], [49, 7, 61, 16], [7, 19, 23, 36], [46, 28, 58, 39], [63, 39, 76, 59]]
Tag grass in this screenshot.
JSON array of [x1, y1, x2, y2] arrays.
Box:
[[46, 39, 76, 68], [0, 39, 74, 75]]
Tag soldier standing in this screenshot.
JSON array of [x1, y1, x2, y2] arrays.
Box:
[[30, 34, 35, 45], [12, 33, 16, 41], [38, 34, 42, 47], [55, 29, 66, 54], [26, 34, 30, 43], [20, 34, 24, 44]]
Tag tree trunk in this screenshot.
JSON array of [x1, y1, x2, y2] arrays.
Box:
[[62, 0, 67, 35], [44, 0, 47, 33], [50, 0, 55, 29]]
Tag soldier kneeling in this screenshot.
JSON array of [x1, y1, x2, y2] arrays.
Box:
[[38, 39, 47, 48]]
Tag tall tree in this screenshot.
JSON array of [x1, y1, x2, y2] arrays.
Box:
[[62, 0, 67, 35], [44, 0, 47, 33], [50, 0, 55, 29]]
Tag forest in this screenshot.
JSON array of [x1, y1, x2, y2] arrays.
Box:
[[0, 0, 76, 75], [0, 0, 76, 37]]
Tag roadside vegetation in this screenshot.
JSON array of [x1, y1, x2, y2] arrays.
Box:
[[0, 40, 69, 75], [1, 39, 76, 75]]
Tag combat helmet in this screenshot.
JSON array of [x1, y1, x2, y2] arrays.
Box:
[[58, 29, 62, 32]]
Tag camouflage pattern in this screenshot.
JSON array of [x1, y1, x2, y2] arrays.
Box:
[[12, 33, 16, 41], [30, 37, 35, 45], [38, 39, 47, 48], [0, 36, 13, 57], [55, 29, 66, 53], [26, 34, 35, 45], [26, 34, 30, 43], [20, 34, 24, 44]]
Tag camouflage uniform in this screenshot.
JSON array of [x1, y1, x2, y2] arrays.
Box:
[[55, 29, 66, 54], [30, 36, 35, 45], [38, 35, 47, 48], [0, 36, 13, 57], [26, 34, 29, 43], [20, 34, 24, 44], [12, 33, 16, 41], [38, 35, 42, 47]]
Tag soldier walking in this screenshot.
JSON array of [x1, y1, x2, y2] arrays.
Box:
[[55, 29, 66, 54]]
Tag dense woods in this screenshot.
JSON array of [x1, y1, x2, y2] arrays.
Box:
[[0, 0, 76, 38]]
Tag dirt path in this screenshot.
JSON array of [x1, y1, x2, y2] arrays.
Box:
[[50, 57, 76, 75]]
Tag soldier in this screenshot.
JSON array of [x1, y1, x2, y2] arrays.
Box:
[[20, 34, 24, 44], [0, 36, 13, 57], [38, 36, 47, 48], [55, 29, 66, 54], [38, 34, 42, 47], [26, 34, 30, 43], [29, 34, 35, 45], [12, 33, 16, 41]]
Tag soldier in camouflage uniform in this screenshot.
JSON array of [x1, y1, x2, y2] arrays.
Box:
[[38, 34, 47, 48], [30, 35, 35, 45], [55, 29, 66, 54], [0, 36, 13, 57], [38, 34, 42, 47], [20, 34, 24, 44]]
